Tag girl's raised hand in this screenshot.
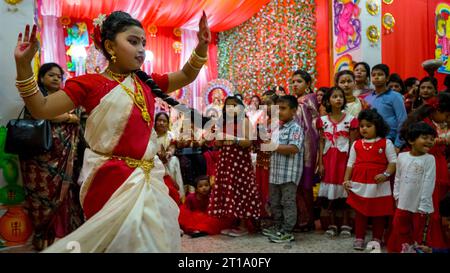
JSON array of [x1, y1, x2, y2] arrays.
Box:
[[15, 24, 39, 64], [197, 11, 211, 47]]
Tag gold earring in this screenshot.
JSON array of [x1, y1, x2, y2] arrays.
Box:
[[111, 54, 117, 63]]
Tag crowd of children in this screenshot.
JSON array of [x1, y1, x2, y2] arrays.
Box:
[[155, 64, 449, 253]]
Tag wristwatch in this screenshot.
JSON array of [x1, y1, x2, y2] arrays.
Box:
[[383, 171, 391, 178]]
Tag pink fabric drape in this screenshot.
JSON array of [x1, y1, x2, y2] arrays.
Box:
[[40, 15, 68, 69]]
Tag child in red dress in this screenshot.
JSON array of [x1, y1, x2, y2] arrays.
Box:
[[179, 175, 233, 237], [317, 87, 359, 238], [344, 109, 397, 250]]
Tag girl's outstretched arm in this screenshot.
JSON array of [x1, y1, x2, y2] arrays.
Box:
[[15, 25, 74, 119]]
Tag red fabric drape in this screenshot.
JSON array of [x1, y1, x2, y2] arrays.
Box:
[[54, 0, 270, 32], [382, 0, 446, 89], [315, 0, 331, 87], [146, 27, 181, 74], [207, 32, 219, 80]]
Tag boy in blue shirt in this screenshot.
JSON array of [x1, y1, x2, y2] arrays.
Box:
[[365, 64, 407, 151]]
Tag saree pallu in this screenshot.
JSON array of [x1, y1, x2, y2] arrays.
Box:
[[295, 93, 320, 228], [43, 75, 180, 253], [20, 118, 84, 238]]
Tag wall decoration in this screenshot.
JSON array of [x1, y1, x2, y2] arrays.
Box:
[[218, 0, 317, 101], [0, 126, 32, 248], [435, 3, 450, 74], [382, 13, 395, 33], [85, 44, 108, 74], [367, 25, 380, 44], [4, 0, 22, 12], [334, 54, 354, 73], [173, 41, 183, 54], [202, 79, 234, 117], [148, 25, 157, 37], [59, 16, 71, 27], [366, 0, 380, 16], [334, 0, 362, 55], [65, 22, 89, 75], [173, 28, 182, 37]]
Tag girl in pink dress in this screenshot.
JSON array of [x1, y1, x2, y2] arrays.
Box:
[[208, 96, 262, 236], [317, 87, 358, 237], [13, 11, 211, 252], [344, 109, 397, 250]]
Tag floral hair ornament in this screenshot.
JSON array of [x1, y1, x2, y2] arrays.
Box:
[[91, 13, 107, 50], [425, 96, 440, 111]]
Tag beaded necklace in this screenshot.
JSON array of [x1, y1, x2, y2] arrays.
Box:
[[361, 139, 374, 150]]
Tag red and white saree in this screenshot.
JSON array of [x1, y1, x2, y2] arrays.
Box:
[[43, 73, 180, 252]]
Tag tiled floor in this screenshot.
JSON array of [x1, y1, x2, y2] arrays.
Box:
[[0, 230, 383, 253], [181, 231, 380, 253]]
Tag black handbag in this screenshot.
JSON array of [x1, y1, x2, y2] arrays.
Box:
[[4, 107, 52, 156]]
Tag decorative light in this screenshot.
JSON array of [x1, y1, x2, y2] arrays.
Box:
[[145, 50, 154, 62]]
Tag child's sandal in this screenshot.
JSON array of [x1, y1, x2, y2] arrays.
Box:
[[325, 225, 338, 237], [339, 225, 352, 237]]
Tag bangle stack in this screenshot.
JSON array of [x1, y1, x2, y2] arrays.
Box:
[[188, 50, 207, 71], [15, 75, 39, 98]]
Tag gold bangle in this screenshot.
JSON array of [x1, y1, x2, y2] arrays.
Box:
[[16, 79, 38, 93], [17, 84, 37, 93], [15, 74, 35, 84], [18, 85, 38, 94], [187, 61, 202, 71], [192, 50, 207, 60], [189, 54, 207, 64], [188, 56, 206, 69], [20, 89, 38, 98]]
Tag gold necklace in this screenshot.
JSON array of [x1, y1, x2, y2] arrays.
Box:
[[106, 68, 131, 79], [110, 73, 151, 126]]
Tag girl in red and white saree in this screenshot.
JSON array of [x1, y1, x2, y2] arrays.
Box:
[[13, 11, 211, 252]]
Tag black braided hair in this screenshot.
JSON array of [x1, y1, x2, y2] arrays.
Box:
[[134, 70, 210, 127], [100, 11, 209, 127]]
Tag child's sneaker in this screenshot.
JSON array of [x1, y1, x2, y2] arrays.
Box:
[[262, 226, 279, 237], [339, 225, 352, 238], [228, 228, 249, 237], [220, 229, 233, 236], [325, 225, 338, 237], [269, 231, 295, 243], [353, 238, 365, 250]]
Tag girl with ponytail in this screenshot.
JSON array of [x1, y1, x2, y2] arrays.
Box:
[[13, 10, 211, 252]]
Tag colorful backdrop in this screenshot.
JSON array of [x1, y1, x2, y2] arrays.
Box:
[[218, 0, 318, 101]]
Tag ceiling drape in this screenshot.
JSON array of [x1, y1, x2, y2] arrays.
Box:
[[40, 0, 271, 31]]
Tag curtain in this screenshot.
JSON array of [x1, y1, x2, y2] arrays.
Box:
[[41, 0, 270, 32], [382, 0, 445, 89], [146, 27, 181, 74], [41, 16, 68, 70], [315, 0, 331, 87], [180, 30, 218, 110]]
